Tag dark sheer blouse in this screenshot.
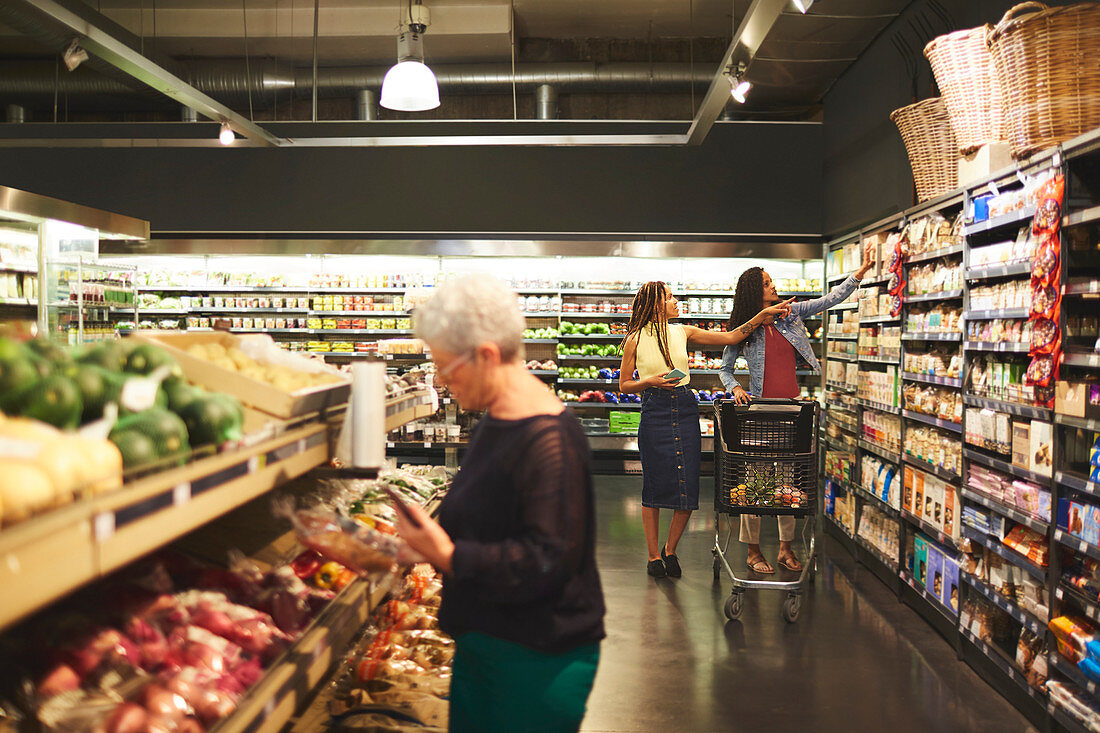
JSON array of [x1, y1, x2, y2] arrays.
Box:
[[437, 411, 606, 653]]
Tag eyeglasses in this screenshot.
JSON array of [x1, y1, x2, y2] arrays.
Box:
[[436, 352, 473, 382]]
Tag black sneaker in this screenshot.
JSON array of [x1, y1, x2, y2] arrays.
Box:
[[661, 547, 682, 578], [647, 559, 667, 578]]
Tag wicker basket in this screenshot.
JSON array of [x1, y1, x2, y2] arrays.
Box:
[[924, 26, 1005, 155], [890, 98, 959, 203], [988, 2, 1100, 159]]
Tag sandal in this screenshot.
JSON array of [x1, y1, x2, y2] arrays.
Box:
[[747, 556, 775, 575], [777, 554, 803, 572]]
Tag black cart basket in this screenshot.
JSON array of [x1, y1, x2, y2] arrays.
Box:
[[713, 398, 819, 517]]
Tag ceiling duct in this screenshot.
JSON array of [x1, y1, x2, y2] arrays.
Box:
[[0, 59, 714, 105]]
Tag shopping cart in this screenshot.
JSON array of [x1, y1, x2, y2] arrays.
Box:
[[711, 398, 819, 623]]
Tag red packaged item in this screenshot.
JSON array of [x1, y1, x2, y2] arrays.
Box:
[[1031, 174, 1065, 237], [1026, 174, 1064, 402]]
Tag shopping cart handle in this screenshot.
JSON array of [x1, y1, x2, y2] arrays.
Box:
[[717, 397, 808, 405]]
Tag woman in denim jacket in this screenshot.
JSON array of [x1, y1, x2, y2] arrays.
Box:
[[718, 243, 874, 574]]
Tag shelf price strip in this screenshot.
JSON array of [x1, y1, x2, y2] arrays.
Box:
[[902, 455, 961, 484], [961, 571, 1045, 636], [1055, 529, 1100, 564], [1058, 471, 1100, 499], [961, 487, 1050, 535]]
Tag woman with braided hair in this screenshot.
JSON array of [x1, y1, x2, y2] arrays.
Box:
[[719, 243, 875, 575], [618, 281, 793, 578]]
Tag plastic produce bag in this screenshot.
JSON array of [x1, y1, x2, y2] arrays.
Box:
[[275, 500, 421, 575]]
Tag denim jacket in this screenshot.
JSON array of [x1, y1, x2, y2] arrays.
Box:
[[719, 275, 861, 396]]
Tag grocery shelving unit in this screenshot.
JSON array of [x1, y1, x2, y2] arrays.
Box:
[[821, 125, 1100, 730]]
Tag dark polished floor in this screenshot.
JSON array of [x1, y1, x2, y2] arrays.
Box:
[[582, 475, 1036, 733]]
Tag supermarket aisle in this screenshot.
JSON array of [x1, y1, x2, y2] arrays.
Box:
[[583, 475, 1035, 733]]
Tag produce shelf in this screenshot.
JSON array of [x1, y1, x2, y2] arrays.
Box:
[[960, 629, 1046, 705], [858, 439, 902, 464], [905, 289, 964, 303], [903, 410, 963, 434], [961, 487, 1050, 535], [965, 341, 1031, 353], [1056, 529, 1100, 564], [854, 397, 902, 414], [522, 311, 564, 317], [903, 454, 961, 484], [557, 355, 620, 361], [557, 334, 621, 341], [1058, 470, 1100, 499], [526, 370, 559, 377], [960, 525, 1046, 582], [0, 421, 330, 632], [964, 448, 1052, 486], [523, 338, 559, 344], [564, 401, 641, 410], [190, 307, 311, 314], [901, 372, 962, 388], [901, 332, 962, 342], [1064, 204, 1100, 228], [1049, 654, 1100, 706], [1056, 583, 1100, 627], [965, 263, 1032, 281], [213, 575, 388, 733], [1055, 414, 1100, 432], [558, 378, 620, 385], [963, 394, 1052, 420], [902, 509, 957, 551], [962, 572, 1046, 636], [907, 244, 965, 263], [962, 206, 1036, 236], [965, 307, 1030, 320]]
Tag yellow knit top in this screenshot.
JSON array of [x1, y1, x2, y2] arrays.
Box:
[[635, 323, 690, 387]]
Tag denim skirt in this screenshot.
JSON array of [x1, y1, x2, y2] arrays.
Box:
[[638, 386, 701, 510]]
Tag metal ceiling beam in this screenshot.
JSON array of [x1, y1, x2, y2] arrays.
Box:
[[686, 0, 791, 146], [11, 0, 284, 147]]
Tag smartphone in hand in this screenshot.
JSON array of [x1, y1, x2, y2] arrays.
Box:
[[664, 368, 688, 381], [383, 486, 423, 528]]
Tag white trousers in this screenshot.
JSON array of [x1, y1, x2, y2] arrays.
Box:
[[740, 515, 796, 543]]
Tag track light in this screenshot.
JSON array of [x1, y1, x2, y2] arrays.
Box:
[[793, 0, 815, 13], [380, 3, 440, 112], [727, 63, 752, 104], [219, 122, 234, 146]]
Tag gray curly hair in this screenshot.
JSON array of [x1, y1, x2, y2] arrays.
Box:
[[413, 274, 526, 363]]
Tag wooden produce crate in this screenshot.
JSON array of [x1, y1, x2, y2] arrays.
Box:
[[133, 331, 351, 419]]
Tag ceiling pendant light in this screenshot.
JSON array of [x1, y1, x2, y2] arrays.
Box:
[[793, 0, 815, 13], [218, 122, 235, 145], [380, 2, 440, 112]]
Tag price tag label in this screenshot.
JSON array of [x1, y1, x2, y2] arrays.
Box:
[[94, 512, 116, 542], [424, 442, 431, 448], [172, 483, 191, 506], [387, 442, 394, 448], [1053, 151, 1062, 168], [248, 456, 260, 473]]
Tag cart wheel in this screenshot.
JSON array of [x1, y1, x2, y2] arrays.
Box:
[[782, 594, 801, 623], [724, 592, 744, 621], [712, 556, 721, 580]]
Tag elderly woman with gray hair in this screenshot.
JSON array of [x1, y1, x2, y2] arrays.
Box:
[[393, 274, 605, 733]]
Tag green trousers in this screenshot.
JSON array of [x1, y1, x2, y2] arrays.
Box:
[[449, 632, 600, 733]]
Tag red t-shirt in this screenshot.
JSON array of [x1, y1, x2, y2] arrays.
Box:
[[761, 325, 800, 399]]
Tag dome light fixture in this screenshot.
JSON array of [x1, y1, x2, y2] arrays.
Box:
[[380, 2, 440, 112], [727, 63, 752, 104], [793, 0, 815, 13], [218, 122, 235, 145]]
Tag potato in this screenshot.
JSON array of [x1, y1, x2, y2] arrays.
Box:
[[212, 355, 237, 371], [227, 348, 257, 371], [0, 460, 55, 524]]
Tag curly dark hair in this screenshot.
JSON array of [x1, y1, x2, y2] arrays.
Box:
[[728, 267, 765, 333]]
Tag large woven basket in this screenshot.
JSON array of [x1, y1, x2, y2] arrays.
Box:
[[988, 2, 1100, 159], [924, 26, 1005, 155], [890, 98, 959, 202]]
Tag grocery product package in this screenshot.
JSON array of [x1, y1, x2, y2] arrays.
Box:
[[276, 499, 422, 575]]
